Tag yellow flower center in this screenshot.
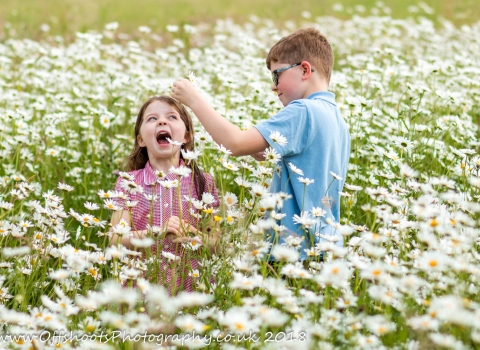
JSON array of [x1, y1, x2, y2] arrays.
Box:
[[235, 323, 245, 331]]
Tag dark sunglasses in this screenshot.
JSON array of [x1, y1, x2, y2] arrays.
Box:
[[271, 63, 315, 86]]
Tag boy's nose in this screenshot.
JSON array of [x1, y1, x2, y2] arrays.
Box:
[[158, 121, 167, 126]]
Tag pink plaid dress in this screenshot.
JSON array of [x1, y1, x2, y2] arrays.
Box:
[[114, 160, 219, 293]]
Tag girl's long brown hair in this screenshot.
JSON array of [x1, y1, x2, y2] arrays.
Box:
[[126, 95, 206, 197]]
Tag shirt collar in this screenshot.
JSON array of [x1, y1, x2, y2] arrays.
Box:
[[306, 91, 337, 106], [143, 159, 185, 186]]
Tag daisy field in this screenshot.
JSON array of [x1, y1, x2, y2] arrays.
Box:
[[0, 2, 479, 349]]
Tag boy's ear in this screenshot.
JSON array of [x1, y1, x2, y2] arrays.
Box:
[[137, 134, 146, 147], [301, 61, 314, 80]]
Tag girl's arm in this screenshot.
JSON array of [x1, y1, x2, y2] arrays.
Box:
[[172, 223, 222, 255], [109, 210, 194, 249], [109, 210, 146, 249]]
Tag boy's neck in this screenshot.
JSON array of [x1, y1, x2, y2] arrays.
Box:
[[302, 79, 329, 99]]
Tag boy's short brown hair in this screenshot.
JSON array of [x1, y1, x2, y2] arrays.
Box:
[[266, 27, 334, 84]]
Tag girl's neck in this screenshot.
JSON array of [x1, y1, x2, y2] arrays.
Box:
[[148, 154, 181, 174]]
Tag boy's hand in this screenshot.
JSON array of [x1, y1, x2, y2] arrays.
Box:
[[171, 78, 202, 108], [251, 150, 266, 161]]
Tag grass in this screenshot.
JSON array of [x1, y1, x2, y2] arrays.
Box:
[[0, 0, 479, 39]]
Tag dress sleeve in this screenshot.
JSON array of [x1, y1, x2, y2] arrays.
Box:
[[113, 177, 128, 210]]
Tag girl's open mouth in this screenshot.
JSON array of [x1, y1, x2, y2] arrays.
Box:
[[156, 131, 172, 145]]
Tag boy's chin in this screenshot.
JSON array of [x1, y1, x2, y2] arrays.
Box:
[[277, 96, 289, 106]]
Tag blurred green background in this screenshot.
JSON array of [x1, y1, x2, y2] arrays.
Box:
[[0, 0, 478, 39]]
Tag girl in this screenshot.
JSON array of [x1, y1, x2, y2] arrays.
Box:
[[110, 95, 220, 294]]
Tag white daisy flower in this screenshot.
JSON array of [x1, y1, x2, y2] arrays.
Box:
[[269, 131, 288, 146], [57, 182, 74, 192], [84, 202, 100, 210], [288, 162, 304, 176]]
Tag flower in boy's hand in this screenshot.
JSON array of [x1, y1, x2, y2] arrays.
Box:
[[166, 138, 183, 146], [187, 71, 198, 87]]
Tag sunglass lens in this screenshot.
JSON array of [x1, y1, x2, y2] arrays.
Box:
[[272, 73, 278, 86]]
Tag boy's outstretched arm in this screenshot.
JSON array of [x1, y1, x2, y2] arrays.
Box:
[[171, 78, 268, 157]]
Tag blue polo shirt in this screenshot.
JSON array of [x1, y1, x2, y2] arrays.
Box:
[[255, 91, 350, 260]]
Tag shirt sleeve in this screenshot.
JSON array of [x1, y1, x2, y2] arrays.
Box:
[[254, 100, 312, 157]]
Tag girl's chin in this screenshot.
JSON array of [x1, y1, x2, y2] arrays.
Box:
[[148, 148, 181, 159], [153, 142, 175, 150]]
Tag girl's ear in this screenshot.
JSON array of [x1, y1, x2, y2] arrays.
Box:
[[183, 131, 190, 145], [137, 134, 146, 147]]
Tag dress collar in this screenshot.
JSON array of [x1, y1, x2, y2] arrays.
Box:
[[143, 159, 186, 186]]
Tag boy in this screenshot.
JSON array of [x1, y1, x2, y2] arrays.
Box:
[[171, 27, 350, 260]]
